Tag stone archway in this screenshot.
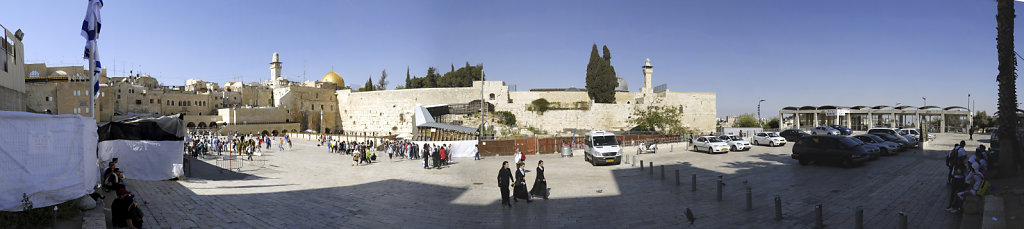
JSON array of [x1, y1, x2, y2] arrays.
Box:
[[197, 122, 207, 128], [186, 122, 196, 128], [325, 128, 331, 134], [261, 130, 270, 136], [272, 130, 279, 136], [209, 122, 217, 128]]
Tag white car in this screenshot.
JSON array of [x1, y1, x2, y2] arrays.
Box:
[[753, 132, 787, 147], [718, 135, 751, 151], [900, 128, 935, 141], [692, 136, 730, 154], [811, 126, 840, 135]]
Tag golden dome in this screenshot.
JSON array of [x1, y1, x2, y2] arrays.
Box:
[[321, 71, 344, 86]]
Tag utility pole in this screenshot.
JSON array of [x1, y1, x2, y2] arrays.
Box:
[[480, 71, 485, 141], [758, 99, 766, 128]]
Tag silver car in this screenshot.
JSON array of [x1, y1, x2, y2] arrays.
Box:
[[811, 126, 841, 135]]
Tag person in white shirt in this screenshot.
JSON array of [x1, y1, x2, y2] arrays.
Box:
[[513, 148, 523, 166]]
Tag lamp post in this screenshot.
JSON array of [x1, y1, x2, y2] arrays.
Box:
[[758, 99, 766, 128], [922, 97, 927, 107]]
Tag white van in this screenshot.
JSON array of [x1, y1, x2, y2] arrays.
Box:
[[583, 130, 622, 166]]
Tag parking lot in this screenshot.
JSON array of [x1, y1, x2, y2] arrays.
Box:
[[122, 133, 975, 228]]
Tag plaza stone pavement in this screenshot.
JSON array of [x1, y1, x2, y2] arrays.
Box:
[[124, 134, 977, 229]]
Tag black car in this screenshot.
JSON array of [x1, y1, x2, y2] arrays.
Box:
[[869, 133, 911, 151], [791, 135, 872, 167], [780, 129, 811, 142]]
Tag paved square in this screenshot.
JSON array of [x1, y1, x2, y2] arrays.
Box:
[[124, 133, 974, 228]]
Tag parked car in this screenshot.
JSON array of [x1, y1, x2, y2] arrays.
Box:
[[583, 130, 622, 166], [692, 136, 730, 154], [791, 135, 872, 167], [829, 125, 853, 135], [867, 128, 899, 136], [899, 128, 935, 141], [847, 137, 881, 160], [869, 133, 911, 151], [780, 129, 811, 142], [811, 126, 841, 135], [898, 132, 919, 148], [718, 134, 752, 151], [753, 132, 787, 147], [853, 134, 900, 155]]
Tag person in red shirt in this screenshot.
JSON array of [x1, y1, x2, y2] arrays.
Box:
[[439, 146, 447, 166]]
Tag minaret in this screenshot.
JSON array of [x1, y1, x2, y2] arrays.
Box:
[[270, 52, 283, 87], [642, 58, 653, 94]]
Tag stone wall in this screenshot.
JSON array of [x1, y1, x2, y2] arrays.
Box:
[[335, 81, 717, 136], [217, 107, 289, 124], [215, 123, 301, 136]]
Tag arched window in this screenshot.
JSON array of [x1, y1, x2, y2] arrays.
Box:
[[489, 93, 495, 100]]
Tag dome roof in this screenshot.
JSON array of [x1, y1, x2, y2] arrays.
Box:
[[615, 77, 629, 91], [321, 71, 344, 86]]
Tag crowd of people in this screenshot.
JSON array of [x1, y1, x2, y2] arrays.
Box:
[[944, 140, 997, 214], [317, 136, 467, 169], [186, 131, 292, 160]]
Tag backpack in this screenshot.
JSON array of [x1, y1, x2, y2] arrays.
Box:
[[977, 177, 992, 195]]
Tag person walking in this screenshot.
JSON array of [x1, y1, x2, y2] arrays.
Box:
[[497, 161, 514, 207], [513, 162, 532, 203], [530, 160, 548, 200]]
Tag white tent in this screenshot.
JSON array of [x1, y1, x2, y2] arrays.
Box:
[[0, 111, 98, 211]]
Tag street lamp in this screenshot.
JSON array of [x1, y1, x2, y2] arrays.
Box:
[[922, 97, 927, 107], [758, 99, 766, 127]]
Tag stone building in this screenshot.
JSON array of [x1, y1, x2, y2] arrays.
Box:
[[0, 23, 25, 111]]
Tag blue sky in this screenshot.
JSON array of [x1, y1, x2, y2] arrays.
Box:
[[2, 0, 1022, 117]]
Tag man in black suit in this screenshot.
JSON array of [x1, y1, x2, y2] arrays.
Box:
[[497, 161, 514, 207]]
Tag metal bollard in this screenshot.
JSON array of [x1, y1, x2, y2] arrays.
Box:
[[855, 206, 863, 229], [675, 170, 680, 186], [716, 176, 723, 201], [815, 204, 823, 229], [52, 206, 57, 227], [640, 160, 644, 170], [774, 196, 782, 220], [691, 174, 697, 192], [898, 211, 907, 229], [745, 187, 752, 210], [649, 162, 654, 176], [660, 165, 664, 180]]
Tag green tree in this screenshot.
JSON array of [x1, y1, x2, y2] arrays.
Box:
[[530, 98, 550, 114], [766, 117, 780, 129], [733, 114, 760, 128], [377, 69, 388, 90], [424, 67, 439, 88], [585, 44, 618, 103], [996, 0, 1019, 174], [627, 104, 692, 135], [405, 67, 411, 88], [973, 111, 994, 130], [360, 76, 375, 92]]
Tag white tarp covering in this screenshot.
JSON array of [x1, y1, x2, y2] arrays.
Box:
[[98, 140, 183, 180], [411, 140, 478, 158], [0, 111, 98, 211]]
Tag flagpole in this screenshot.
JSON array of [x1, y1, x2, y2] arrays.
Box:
[[88, 9, 97, 120]]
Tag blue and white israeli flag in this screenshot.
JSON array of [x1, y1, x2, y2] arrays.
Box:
[[81, 0, 103, 99]]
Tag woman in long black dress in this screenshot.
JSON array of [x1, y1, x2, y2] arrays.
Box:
[[513, 162, 532, 202], [530, 160, 547, 199]]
